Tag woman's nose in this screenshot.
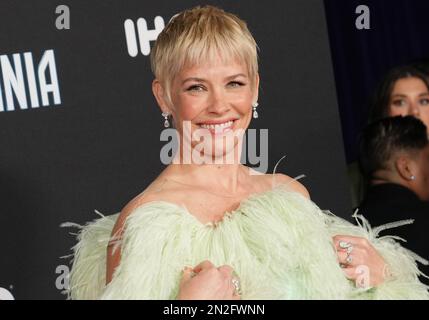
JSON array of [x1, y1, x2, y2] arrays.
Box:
[[207, 94, 230, 114], [410, 103, 420, 117]]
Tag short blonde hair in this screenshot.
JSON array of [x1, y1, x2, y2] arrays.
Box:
[[150, 6, 259, 104]]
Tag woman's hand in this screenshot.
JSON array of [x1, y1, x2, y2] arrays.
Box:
[[177, 260, 241, 300], [333, 235, 390, 288]]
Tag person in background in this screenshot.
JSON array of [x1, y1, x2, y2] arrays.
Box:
[[358, 116, 429, 284], [349, 64, 429, 208], [369, 65, 429, 132]]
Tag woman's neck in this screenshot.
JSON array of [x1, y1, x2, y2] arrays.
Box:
[[165, 135, 250, 193], [165, 162, 250, 195]]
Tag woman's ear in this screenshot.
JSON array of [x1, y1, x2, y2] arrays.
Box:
[[253, 73, 260, 103], [152, 79, 170, 114]]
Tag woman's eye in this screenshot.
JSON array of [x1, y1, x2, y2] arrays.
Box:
[[186, 85, 205, 92], [392, 99, 406, 107], [227, 81, 245, 88], [420, 98, 429, 105]]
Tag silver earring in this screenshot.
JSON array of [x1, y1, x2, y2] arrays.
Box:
[[410, 175, 416, 181], [252, 102, 259, 119], [162, 112, 170, 128]]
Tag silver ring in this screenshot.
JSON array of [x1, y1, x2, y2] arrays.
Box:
[[346, 254, 353, 264], [232, 277, 241, 295], [339, 241, 352, 249]]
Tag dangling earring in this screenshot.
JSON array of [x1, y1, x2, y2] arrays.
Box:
[[252, 102, 259, 119], [162, 112, 170, 128]]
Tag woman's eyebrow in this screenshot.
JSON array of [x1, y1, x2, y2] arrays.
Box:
[[182, 77, 206, 85], [225, 73, 247, 80], [391, 93, 429, 98], [181, 73, 248, 85]]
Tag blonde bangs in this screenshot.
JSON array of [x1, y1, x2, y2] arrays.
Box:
[[151, 6, 258, 104]]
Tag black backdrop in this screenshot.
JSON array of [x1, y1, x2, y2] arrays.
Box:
[[0, 0, 350, 299], [325, 0, 429, 164]]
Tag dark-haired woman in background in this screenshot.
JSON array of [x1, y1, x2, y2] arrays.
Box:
[[350, 64, 429, 207], [358, 116, 429, 284], [369, 65, 429, 129]]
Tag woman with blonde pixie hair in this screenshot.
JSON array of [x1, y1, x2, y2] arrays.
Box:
[[65, 6, 429, 299]]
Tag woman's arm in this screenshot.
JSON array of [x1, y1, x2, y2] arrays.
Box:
[[106, 219, 123, 284], [106, 197, 148, 284]]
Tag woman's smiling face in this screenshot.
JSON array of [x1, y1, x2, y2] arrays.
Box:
[[155, 57, 259, 161]]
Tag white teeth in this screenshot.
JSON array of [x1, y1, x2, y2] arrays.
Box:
[[199, 120, 233, 130]]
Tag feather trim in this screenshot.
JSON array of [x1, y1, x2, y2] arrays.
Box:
[[62, 186, 429, 299]]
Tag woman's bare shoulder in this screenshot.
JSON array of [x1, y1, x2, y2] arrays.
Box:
[[266, 172, 310, 199], [112, 179, 178, 234], [106, 180, 173, 284], [244, 167, 310, 199]]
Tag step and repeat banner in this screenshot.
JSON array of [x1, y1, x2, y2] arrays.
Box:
[[0, 0, 350, 299]]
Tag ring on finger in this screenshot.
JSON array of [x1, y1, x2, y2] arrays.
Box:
[[345, 254, 353, 264], [339, 241, 352, 249], [231, 277, 242, 296]]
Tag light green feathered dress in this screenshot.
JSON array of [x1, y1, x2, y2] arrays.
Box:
[[62, 184, 429, 300]]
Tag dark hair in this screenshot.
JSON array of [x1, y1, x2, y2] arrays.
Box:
[[369, 65, 429, 122], [359, 116, 428, 178]]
